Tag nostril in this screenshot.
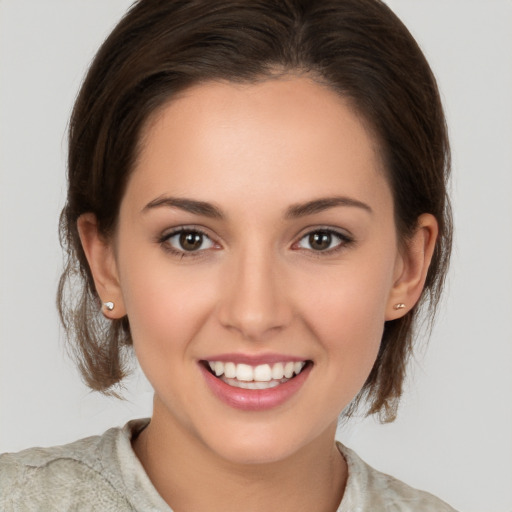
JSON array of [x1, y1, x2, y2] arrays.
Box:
[[216, 268, 293, 339]]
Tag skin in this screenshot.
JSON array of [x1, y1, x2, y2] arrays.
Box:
[[79, 76, 437, 511]]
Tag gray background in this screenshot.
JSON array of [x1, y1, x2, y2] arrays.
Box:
[[1, 1, 511, 511]]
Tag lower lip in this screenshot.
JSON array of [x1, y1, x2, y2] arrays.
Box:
[[200, 363, 311, 411]]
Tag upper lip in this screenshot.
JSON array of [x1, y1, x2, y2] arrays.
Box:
[[201, 353, 309, 365]]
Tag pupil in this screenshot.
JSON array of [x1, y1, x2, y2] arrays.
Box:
[[310, 231, 331, 251], [180, 232, 202, 251]]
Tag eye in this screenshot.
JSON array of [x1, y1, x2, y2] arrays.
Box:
[[163, 229, 215, 253], [295, 229, 350, 252]]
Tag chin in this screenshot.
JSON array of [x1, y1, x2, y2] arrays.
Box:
[[198, 421, 324, 467], [214, 440, 299, 466]]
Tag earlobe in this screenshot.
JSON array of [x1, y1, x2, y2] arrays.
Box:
[[77, 213, 126, 318], [385, 213, 438, 320]]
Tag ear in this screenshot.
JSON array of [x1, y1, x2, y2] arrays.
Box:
[[385, 213, 438, 320], [77, 213, 126, 319]]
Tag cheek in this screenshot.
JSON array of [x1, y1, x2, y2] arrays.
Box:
[[120, 265, 219, 404], [294, 255, 395, 362], [300, 278, 387, 412], [115, 235, 216, 347]]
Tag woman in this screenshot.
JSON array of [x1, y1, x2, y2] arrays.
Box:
[[0, 1, 456, 510]]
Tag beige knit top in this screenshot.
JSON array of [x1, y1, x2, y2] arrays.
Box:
[[0, 418, 457, 511]]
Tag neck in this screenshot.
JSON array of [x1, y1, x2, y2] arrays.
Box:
[[132, 399, 347, 512]]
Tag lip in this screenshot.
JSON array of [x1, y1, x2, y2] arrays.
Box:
[[199, 359, 312, 411], [202, 352, 307, 365]]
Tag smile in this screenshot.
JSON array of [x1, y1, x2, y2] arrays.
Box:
[[200, 358, 312, 410], [207, 361, 307, 389]]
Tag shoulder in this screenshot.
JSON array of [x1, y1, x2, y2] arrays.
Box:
[[337, 443, 458, 512], [0, 423, 143, 511]]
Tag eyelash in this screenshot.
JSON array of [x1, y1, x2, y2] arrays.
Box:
[[293, 228, 354, 256], [158, 227, 217, 259], [158, 227, 354, 259]]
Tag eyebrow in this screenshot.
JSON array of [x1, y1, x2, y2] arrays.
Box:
[[285, 196, 373, 218], [142, 195, 372, 219], [142, 196, 224, 219]]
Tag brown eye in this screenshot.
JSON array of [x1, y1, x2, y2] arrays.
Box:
[[295, 229, 350, 253], [164, 229, 215, 253], [179, 231, 204, 251], [308, 231, 332, 251]]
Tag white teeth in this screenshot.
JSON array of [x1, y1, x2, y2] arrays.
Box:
[[224, 362, 236, 379], [224, 379, 281, 390], [294, 361, 305, 374], [283, 362, 294, 378], [236, 363, 253, 381], [253, 364, 272, 382], [214, 361, 224, 377], [206, 360, 307, 385], [271, 362, 284, 380]]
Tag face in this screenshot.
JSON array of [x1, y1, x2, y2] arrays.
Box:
[[111, 77, 404, 464]]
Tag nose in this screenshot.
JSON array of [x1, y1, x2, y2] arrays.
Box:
[[217, 247, 293, 341]]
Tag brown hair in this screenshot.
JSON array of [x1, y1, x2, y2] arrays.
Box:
[[58, 0, 451, 421]]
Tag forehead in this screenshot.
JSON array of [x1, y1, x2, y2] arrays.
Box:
[[127, 76, 391, 214]]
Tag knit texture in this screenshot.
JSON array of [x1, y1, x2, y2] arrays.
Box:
[[0, 419, 457, 511]]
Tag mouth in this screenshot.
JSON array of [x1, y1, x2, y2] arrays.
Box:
[[202, 360, 311, 390]]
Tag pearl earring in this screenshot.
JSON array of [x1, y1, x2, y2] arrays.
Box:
[[103, 301, 115, 311]]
